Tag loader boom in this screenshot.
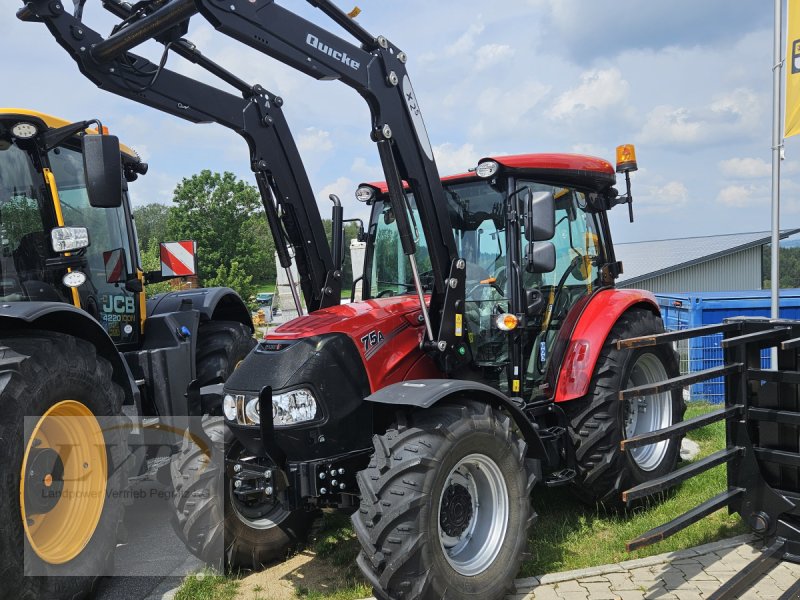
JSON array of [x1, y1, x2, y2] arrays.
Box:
[[19, 0, 466, 365], [20, 0, 341, 312]]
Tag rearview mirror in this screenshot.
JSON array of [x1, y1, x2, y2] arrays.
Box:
[[82, 134, 122, 208], [525, 242, 556, 274], [524, 190, 555, 242]]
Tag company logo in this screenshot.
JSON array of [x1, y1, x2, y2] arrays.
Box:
[[793, 39, 800, 74], [306, 33, 360, 70]]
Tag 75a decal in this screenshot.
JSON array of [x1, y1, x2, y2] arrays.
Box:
[[360, 330, 385, 353]]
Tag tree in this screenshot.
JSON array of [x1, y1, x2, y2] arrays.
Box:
[[205, 260, 256, 304], [167, 171, 274, 290], [132, 203, 172, 251]]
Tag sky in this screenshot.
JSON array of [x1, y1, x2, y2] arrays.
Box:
[[2, 0, 796, 243]]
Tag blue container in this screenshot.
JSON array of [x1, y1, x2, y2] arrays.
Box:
[[655, 289, 800, 402]]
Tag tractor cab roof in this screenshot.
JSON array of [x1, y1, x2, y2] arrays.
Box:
[[0, 108, 140, 161], [363, 152, 617, 195]]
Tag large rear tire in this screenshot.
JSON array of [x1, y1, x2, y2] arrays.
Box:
[[353, 402, 536, 600], [564, 308, 686, 508], [0, 332, 127, 600], [170, 417, 315, 571]]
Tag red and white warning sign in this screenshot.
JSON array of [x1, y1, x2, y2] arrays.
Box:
[[103, 248, 125, 283], [160, 240, 197, 277]]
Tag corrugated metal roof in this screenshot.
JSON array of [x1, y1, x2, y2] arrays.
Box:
[[615, 229, 800, 285]]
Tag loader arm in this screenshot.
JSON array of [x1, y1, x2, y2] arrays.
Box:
[[19, 0, 341, 312], [19, 0, 466, 366]]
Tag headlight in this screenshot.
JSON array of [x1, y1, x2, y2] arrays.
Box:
[[223, 394, 237, 421], [273, 389, 318, 426], [226, 388, 319, 426], [245, 397, 260, 424], [355, 185, 376, 203]]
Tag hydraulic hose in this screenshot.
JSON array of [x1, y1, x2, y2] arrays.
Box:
[[90, 0, 198, 63]]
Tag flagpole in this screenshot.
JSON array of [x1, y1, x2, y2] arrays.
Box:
[[771, 0, 783, 368]]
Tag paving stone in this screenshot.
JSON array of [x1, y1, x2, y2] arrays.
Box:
[[553, 580, 586, 593], [557, 593, 589, 600], [579, 582, 617, 599], [528, 584, 559, 600], [605, 572, 640, 590], [576, 575, 610, 583], [514, 576, 540, 589], [769, 563, 800, 589]]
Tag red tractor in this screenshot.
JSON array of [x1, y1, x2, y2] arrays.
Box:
[[23, 1, 685, 598]]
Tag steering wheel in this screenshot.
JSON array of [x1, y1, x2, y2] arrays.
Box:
[[377, 289, 396, 298]]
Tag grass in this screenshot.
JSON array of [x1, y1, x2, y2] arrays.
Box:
[[175, 402, 744, 599], [174, 571, 240, 600], [519, 401, 745, 576]]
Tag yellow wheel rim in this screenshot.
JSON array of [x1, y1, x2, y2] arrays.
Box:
[[20, 400, 108, 564]]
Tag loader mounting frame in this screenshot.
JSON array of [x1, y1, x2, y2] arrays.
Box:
[[619, 318, 800, 600]]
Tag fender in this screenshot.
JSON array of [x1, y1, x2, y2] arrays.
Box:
[[553, 288, 660, 403], [0, 302, 139, 407], [364, 379, 549, 460], [147, 286, 253, 332]]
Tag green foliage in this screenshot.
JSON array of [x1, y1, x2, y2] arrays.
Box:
[[763, 245, 800, 288], [0, 194, 43, 249], [132, 203, 172, 250], [167, 170, 274, 286], [205, 260, 255, 304], [174, 571, 239, 600], [139, 239, 172, 298]]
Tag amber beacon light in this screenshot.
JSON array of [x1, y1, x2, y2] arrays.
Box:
[[615, 144, 638, 173]]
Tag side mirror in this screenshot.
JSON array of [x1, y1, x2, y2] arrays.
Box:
[[526, 242, 556, 274], [82, 134, 122, 208], [524, 191, 555, 242]]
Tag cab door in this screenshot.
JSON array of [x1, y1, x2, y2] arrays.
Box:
[[48, 143, 141, 348]]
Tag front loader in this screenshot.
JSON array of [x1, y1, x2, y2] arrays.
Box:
[[19, 2, 699, 599], [0, 108, 254, 599]]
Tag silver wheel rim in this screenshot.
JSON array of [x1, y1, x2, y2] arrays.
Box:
[[437, 453, 509, 576], [624, 353, 673, 471]]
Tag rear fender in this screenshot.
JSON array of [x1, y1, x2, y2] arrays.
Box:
[[554, 289, 660, 403], [364, 379, 549, 460], [0, 302, 139, 407], [147, 287, 253, 332]]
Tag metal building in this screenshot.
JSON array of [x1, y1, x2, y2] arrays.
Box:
[[615, 229, 800, 293]]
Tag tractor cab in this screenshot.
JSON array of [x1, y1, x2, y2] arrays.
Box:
[[0, 109, 147, 348], [357, 152, 627, 397]]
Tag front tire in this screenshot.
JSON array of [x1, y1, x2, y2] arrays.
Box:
[[170, 417, 315, 571], [353, 402, 536, 600], [0, 332, 127, 600], [565, 308, 685, 508]]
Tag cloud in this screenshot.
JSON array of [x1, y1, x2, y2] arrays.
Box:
[[432, 142, 481, 175], [471, 81, 551, 138], [297, 127, 334, 154], [474, 44, 515, 71], [550, 68, 629, 119], [637, 181, 689, 214], [716, 184, 768, 207], [638, 106, 703, 144], [637, 88, 763, 147], [718, 157, 771, 178]]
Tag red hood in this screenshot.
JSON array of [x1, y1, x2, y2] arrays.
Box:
[[268, 296, 424, 340]]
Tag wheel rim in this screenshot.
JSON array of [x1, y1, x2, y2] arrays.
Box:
[[624, 353, 673, 471], [20, 400, 107, 564], [437, 453, 509, 576]]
